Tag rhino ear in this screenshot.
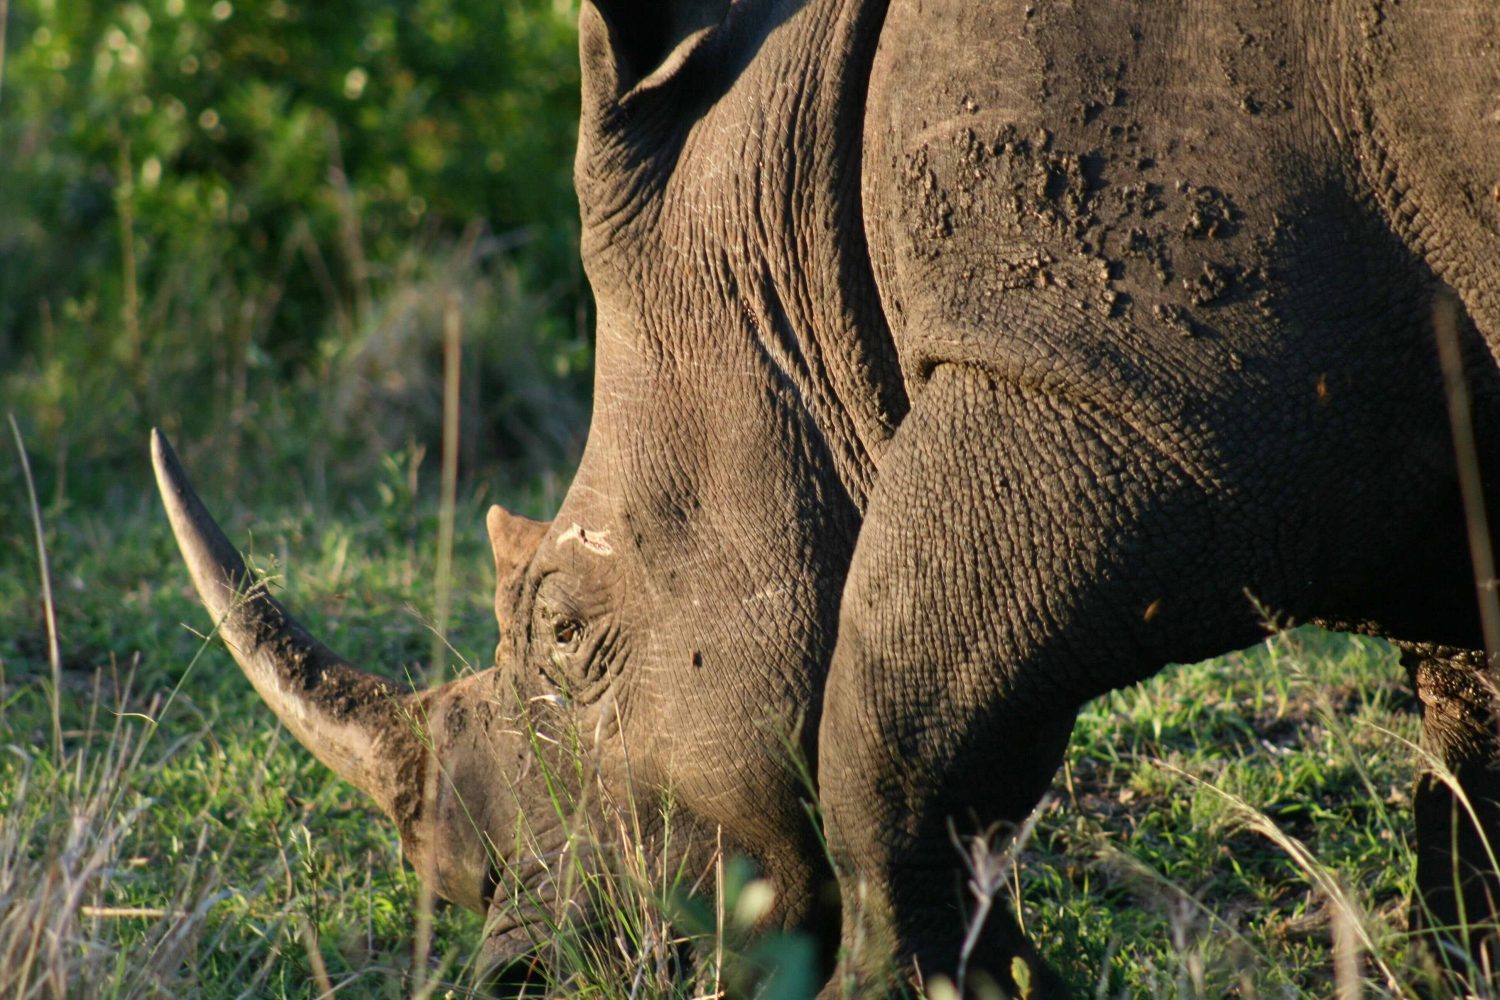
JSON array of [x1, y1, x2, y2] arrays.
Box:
[[580, 0, 729, 102], [486, 505, 550, 637], [487, 504, 549, 585]]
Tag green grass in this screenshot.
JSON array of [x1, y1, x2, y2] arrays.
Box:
[[0, 449, 1469, 996], [1027, 629, 1421, 997], [1, 463, 501, 997]]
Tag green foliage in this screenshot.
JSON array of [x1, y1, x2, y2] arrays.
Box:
[[1, 0, 590, 501], [668, 854, 823, 998], [2, 0, 581, 345]]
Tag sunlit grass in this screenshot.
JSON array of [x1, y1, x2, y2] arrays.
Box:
[[1, 458, 1492, 996], [0, 471, 817, 997], [1023, 628, 1426, 997]]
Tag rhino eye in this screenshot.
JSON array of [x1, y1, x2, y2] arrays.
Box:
[[552, 616, 583, 649]]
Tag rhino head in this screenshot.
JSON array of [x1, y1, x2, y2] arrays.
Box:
[[155, 0, 903, 976]]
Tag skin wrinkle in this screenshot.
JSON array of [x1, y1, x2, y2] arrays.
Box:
[[706, 92, 885, 510], [687, 1, 900, 489], [572, 124, 866, 899], [919, 308, 1242, 510], [1342, 5, 1500, 348]]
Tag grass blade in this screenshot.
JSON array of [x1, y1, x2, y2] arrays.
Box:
[[1433, 294, 1500, 659], [9, 412, 63, 763]]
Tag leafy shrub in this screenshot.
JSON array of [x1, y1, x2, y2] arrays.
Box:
[[1, 0, 589, 500]]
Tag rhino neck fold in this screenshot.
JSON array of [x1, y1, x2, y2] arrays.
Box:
[[732, 0, 906, 508], [583, 0, 906, 511]]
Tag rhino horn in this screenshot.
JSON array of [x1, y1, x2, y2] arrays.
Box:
[[151, 430, 427, 828]]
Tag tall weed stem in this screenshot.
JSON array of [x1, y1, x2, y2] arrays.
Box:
[[9, 413, 62, 763]]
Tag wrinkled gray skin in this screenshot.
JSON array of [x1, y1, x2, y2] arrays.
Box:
[[157, 0, 1500, 994]]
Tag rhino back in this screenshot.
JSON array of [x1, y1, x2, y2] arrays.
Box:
[[860, 0, 1500, 636], [867, 1, 1366, 386]]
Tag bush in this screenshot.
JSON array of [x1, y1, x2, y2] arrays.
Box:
[[0, 0, 590, 501]]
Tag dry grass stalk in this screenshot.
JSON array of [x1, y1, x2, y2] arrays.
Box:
[[9, 414, 62, 761]]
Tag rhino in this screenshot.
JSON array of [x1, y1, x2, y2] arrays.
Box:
[[154, 0, 1500, 993]]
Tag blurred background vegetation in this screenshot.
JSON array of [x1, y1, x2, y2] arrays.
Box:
[[2, 0, 590, 512]]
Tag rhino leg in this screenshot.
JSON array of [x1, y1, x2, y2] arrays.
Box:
[[819, 364, 1274, 996], [1400, 643, 1500, 982]]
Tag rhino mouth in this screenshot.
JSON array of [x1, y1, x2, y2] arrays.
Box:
[[477, 886, 584, 992], [480, 847, 579, 939], [478, 838, 631, 985], [474, 868, 556, 988], [484, 916, 545, 960]]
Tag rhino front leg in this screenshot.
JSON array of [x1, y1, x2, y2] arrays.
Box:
[[1401, 643, 1500, 983], [818, 363, 1276, 996]]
